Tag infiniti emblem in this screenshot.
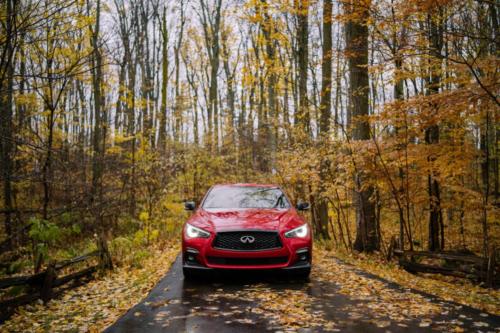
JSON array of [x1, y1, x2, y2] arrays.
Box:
[[240, 235, 255, 244]]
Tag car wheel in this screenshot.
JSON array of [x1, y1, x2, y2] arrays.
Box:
[[295, 268, 311, 281], [183, 267, 195, 280], [183, 267, 204, 281]]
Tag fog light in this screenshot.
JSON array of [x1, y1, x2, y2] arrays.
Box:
[[185, 248, 199, 264], [296, 248, 309, 261]]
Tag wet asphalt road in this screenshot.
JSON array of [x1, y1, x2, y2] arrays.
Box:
[[104, 255, 500, 333]]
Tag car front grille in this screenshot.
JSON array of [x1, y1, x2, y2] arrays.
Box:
[[212, 231, 282, 251], [207, 256, 288, 266]]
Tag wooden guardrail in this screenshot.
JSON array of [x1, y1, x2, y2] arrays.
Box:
[[0, 236, 113, 322], [393, 247, 498, 288]]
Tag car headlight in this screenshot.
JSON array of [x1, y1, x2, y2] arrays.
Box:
[[284, 224, 308, 238], [185, 223, 210, 238]]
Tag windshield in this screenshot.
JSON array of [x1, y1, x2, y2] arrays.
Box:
[[202, 186, 290, 209]]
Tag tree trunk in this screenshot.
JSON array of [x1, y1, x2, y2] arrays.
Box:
[[42, 106, 54, 221], [90, 0, 105, 230], [138, 1, 154, 147], [115, 60, 126, 135], [174, 1, 186, 143], [316, 0, 333, 240], [295, 0, 310, 135], [345, 0, 379, 252], [319, 0, 332, 135], [426, 9, 444, 252], [260, 0, 277, 172], [158, 6, 169, 150], [125, 28, 137, 216], [489, 2, 499, 201], [221, 28, 236, 154], [199, 0, 223, 151], [0, 0, 16, 248], [42, 40, 55, 222]]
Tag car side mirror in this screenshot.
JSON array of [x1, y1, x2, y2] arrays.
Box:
[[296, 202, 310, 211], [184, 201, 196, 211]]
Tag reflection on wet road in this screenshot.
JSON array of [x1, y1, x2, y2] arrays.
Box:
[[104, 255, 500, 332]]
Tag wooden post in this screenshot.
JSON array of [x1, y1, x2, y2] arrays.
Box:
[[40, 261, 56, 304], [97, 235, 113, 271], [486, 247, 496, 288]]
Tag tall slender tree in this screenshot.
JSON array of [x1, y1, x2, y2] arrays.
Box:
[[425, 5, 444, 252], [259, 0, 277, 172], [345, 0, 379, 252], [199, 0, 223, 151], [316, 0, 333, 239], [0, 0, 17, 246], [89, 0, 106, 229], [158, 5, 169, 149], [173, 0, 186, 143], [295, 0, 310, 134]]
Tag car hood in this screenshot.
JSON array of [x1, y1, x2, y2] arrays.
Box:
[[191, 208, 298, 232]]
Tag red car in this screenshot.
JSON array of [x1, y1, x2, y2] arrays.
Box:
[[182, 184, 312, 279]]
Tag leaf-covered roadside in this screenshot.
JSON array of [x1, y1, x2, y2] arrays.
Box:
[[328, 247, 500, 316], [0, 244, 179, 333], [221, 250, 496, 331]]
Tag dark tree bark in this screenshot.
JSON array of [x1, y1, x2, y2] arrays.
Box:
[[89, 0, 106, 229], [345, 0, 379, 252], [489, 2, 499, 202], [476, 2, 498, 256], [259, 0, 277, 172], [295, 0, 310, 134], [319, 0, 332, 135], [41, 104, 54, 221], [127, 16, 138, 217], [0, 0, 17, 247], [41, 27, 56, 222], [316, 0, 333, 240], [158, 6, 169, 150], [425, 8, 444, 252]]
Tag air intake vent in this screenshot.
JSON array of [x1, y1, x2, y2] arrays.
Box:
[[207, 256, 288, 266], [212, 231, 282, 251]]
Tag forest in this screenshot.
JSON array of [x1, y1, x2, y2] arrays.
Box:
[[0, 0, 499, 331]]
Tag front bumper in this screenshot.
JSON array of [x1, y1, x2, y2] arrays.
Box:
[[182, 236, 312, 272], [183, 258, 311, 276]]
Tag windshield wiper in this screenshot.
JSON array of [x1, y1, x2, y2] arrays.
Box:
[[249, 187, 279, 195], [273, 193, 285, 208]]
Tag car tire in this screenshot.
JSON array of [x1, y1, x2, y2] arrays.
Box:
[[295, 267, 311, 281], [183, 267, 195, 280]]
